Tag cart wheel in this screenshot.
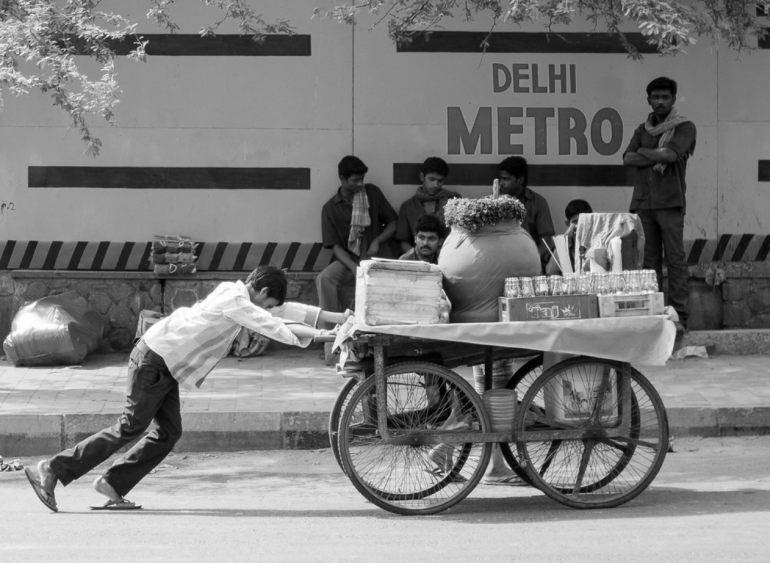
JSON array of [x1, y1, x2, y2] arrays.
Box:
[[515, 358, 668, 509], [329, 377, 361, 474], [338, 362, 492, 515], [499, 355, 544, 485]]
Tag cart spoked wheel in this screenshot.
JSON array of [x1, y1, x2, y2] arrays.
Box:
[[329, 362, 420, 475], [515, 358, 668, 509], [338, 362, 492, 515], [329, 377, 360, 474], [499, 355, 544, 486]]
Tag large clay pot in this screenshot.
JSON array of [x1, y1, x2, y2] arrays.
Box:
[[439, 220, 541, 323]]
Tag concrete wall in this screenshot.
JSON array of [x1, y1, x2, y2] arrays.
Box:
[[0, 1, 768, 248], [2, 264, 769, 354]]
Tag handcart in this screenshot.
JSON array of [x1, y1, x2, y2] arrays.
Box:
[[325, 315, 676, 516]]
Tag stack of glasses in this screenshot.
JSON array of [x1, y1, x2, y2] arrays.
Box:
[[504, 270, 659, 298]]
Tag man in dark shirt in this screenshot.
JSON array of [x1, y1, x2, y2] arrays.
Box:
[[497, 156, 555, 272], [316, 155, 398, 327], [623, 76, 696, 338], [398, 214, 447, 265], [396, 157, 460, 255]]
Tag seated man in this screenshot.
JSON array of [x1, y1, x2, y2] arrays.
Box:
[[396, 157, 460, 255], [316, 155, 398, 328], [497, 156, 555, 273], [545, 199, 593, 275], [398, 214, 447, 265]]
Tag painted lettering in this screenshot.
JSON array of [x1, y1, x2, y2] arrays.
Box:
[[558, 108, 588, 155], [447, 106, 623, 156], [512, 64, 529, 93], [591, 108, 624, 156], [526, 108, 555, 155], [447, 107, 493, 155], [494, 63, 577, 94], [498, 107, 524, 155], [493, 63, 512, 93]]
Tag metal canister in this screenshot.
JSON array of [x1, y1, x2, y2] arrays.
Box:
[[533, 275, 549, 297], [577, 274, 592, 294], [643, 270, 659, 293], [610, 272, 627, 295], [519, 277, 535, 298], [593, 273, 610, 295], [626, 270, 642, 294], [562, 274, 576, 295], [508, 277, 521, 298], [548, 275, 564, 296]]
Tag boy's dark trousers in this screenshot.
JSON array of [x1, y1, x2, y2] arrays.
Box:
[[48, 340, 183, 497]]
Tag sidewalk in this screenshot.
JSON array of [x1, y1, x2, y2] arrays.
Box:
[[2, 340, 770, 456]]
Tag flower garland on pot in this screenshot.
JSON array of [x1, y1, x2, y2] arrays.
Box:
[[443, 195, 527, 233]]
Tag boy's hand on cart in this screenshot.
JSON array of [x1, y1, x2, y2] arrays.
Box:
[[313, 327, 338, 343]]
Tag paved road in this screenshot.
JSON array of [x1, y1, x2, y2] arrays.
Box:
[[2, 436, 769, 562]]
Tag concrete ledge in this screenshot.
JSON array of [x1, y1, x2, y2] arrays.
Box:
[[667, 408, 719, 437], [4, 406, 770, 456], [683, 329, 770, 355], [0, 414, 62, 456], [0, 411, 332, 456], [716, 407, 770, 436]]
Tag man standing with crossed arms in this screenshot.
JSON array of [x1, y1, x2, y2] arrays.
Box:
[[623, 76, 696, 340]]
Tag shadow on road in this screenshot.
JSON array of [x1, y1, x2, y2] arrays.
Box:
[[71, 486, 770, 521]]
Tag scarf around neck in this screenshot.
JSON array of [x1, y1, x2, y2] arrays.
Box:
[[644, 107, 689, 174], [347, 188, 371, 256], [414, 186, 460, 203]]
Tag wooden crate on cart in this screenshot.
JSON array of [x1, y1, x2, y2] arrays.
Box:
[[355, 258, 443, 326], [499, 295, 599, 322], [598, 292, 665, 317]]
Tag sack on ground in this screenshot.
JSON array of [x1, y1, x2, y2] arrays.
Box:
[[2, 291, 104, 367], [135, 309, 164, 341], [230, 327, 270, 357]]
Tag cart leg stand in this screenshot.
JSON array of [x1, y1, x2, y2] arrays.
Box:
[[543, 352, 574, 370]]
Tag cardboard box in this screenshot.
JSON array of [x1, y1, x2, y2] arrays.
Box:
[[598, 292, 664, 318], [355, 259, 443, 326], [499, 295, 599, 322]]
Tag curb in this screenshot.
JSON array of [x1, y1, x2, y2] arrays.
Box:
[[682, 329, 770, 355], [0, 411, 331, 457], [4, 407, 770, 456]]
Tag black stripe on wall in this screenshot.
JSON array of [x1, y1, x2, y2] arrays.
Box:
[[208, 242, 229, 272], [687, 239, 707, 265], [19, 241, 38, 269], [303, 242, 324, 272], [91, 241, 111, 271], [393, 163, 633, 187], [396, 31, 660, 54], [67, 242, 88, 270], [260, 242, 277, 266], [0, 241, 16, 269], [233, 243, 252, 272], [282, 242, 301, 270], [42, 241, 64, 270], [759, 160, 770, 181], [732, 234, 755, 261], [68, 34, 311, 57], [115, 242, 135, 271], [757, 235, 770, 262], [713, 234, 731, 261], [29, 167, 311, 190]]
